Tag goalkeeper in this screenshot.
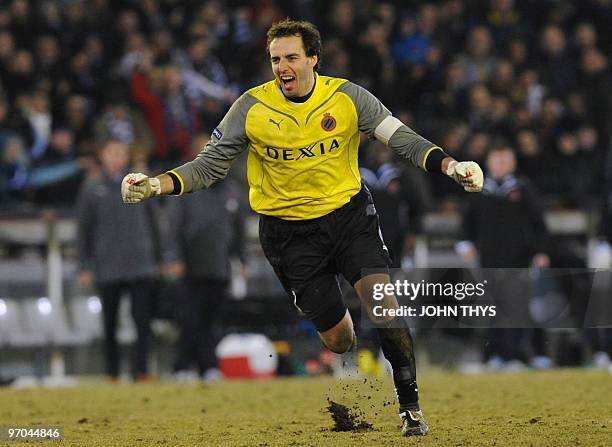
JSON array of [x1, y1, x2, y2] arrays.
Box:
[[121, 19, 483, 436]]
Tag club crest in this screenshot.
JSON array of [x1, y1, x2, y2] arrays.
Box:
[[321, 113, 336, 131]]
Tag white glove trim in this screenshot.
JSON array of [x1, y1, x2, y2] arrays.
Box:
[[445, 160, 458, 177]]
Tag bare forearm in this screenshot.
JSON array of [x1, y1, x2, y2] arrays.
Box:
[[155, 173, 174, 195], [441, 157, 454, 174]]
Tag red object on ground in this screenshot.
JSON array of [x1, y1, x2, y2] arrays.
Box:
[[219, 356, 275, 379]]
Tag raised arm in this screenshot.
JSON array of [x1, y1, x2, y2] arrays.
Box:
[[338, 82, 483, 192], [121, 93, 256, 203]]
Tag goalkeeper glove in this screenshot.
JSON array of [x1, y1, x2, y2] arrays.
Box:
[[121, 173, 161, 203], [446, 161, 484, 193]]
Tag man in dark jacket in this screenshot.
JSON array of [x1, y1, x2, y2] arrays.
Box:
[[459, 144, 550, 367], [76, 140, 163, 381], [165, 134, 245, 380]]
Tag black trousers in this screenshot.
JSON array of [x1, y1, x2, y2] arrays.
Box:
[[98, 279, 155, 378], [174, 279, 228, 374]]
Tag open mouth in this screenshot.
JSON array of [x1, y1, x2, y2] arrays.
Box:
[[280, 75, 296, 90]]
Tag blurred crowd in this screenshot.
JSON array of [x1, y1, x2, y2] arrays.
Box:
[[0, 0, 611, 212]]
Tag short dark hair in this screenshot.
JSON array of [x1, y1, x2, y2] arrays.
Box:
[[266, 19, 322, 71]]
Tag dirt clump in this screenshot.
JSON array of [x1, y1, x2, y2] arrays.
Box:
[[327, 400, 373, 432]]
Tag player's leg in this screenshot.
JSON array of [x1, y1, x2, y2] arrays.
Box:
[[318, 309, 355, 354], [354, 273, 428, 435], [336, 188, 428, 435], [290, 272, 355, 354], [259, 217, 354, 353]]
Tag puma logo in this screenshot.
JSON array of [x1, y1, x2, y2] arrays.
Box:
[[269, 118, 283, 130]]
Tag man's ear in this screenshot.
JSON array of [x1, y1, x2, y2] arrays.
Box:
[[309, 55, 318, 68]]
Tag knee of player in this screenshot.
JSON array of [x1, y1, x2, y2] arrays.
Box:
[[325, 331, 356, 354]]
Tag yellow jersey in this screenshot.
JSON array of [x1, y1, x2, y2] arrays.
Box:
[[171, 73, 442, 220]]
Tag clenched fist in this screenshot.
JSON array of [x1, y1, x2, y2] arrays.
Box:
[[121, 173, 161, 203], [446, 161, 484, 193]]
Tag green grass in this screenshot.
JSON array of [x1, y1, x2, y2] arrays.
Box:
[[1, 369, 611, 446]]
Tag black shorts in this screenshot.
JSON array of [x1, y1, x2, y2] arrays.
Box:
[[259, 186, 391, 332]]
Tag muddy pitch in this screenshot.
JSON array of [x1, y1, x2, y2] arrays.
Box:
[[327, 400, 373, 432]]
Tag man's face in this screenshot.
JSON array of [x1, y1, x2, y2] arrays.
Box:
[[269, 35, 317, 97], [100, 141, 129, 175], [487, 149, 516, 179]]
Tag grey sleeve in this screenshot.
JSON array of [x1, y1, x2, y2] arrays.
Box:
[[387, 126, 440, 170], [338, 81, 391, 138], [171, 93, 257, 193], [339, 81, 442, 170]]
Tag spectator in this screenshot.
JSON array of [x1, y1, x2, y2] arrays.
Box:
[[76, 140, 164, 381], [459, 144, 551, 369], [323, 0, 356, 52], [433, 59, 468, 119], [489, 60, 515, 96], [515, 128, 553, 195], [553, 132, 597, 208], [0, 134, 28, 206], [179, 39, 238, 110], [467, 84, 494, 131], [572, 22, 598, 56], [59, 94, 94, 156], [166, 133, 245, 380], [506, 37, 530, 73], [463, 131, 490, 166], [578, 48, 612, 141], [392, 5, 437, 67], [9, 0, 34, 49], [486, 0, 523, 46], [93, 94, 154, 159], [537, 96, 564, 154], [0, 29, 16, 77], [20, 90, 53, 162], [2, 49, 35, 103], [28, 128, 83, 205], [131, 58, 202, 165], [538, 25, 576, 97], [353, 20, 392, 94], [458, 26, 497, 85], [33, 35, 62, 85], [0, 0, 609, 211]]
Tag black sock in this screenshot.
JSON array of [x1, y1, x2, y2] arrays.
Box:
[[395, 377, 419, 413], [376, 318, 420, 412]]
